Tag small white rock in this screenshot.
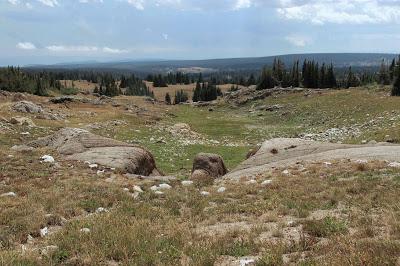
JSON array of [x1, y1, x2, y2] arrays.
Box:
[[1, 192, 17, 197], [21, 132, 30, 136], [356, 159, 368, 164], [324, 162, 332, 166], [246, 179, 257, 184], [80, 228, 91, 233], [40, 227, 48, 237], [261, 180, 272, 186], [95, 207, 108, 213], [239, 258, 255, 266], [217, 187, 226, 193], [150, 185, 159, 191], [123, 188, 130, 192], [181, 180, 194, 186], [96, 170, 105, 176], [282, 169, 290, 175], [41, 155, 55, 163], [388, 162, 400, 168], [200, 191, 210, 196], [155, 191, 164, 195], [158, 183, 172, 190], [133, 185, 143, 193], [89, 164, 98, 169]]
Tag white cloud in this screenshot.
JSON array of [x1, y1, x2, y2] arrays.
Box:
[[126, 0, 145, 10], [46, 45, 99, 52], [37, 0, 59, 7], [79, 0, 103, 3], [285, 34, 312, 47], [162, 33, 168, 40], [16, 42, 36, 50], [277, 0, 400, 24], [45, 45, 128, 54], [7, 0, 20, 5], [233, 0, 252, 10], [103, 47, 128, 53]]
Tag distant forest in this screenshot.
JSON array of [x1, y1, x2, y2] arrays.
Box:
[[0, 55, 399, 101]]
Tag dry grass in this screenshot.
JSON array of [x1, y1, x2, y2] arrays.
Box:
[[2, 87, 400, 264]]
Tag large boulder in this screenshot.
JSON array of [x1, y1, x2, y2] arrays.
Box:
[[12, 101, 43, 114], [29, 128, 162, 176], [190, 153, 227, 182]]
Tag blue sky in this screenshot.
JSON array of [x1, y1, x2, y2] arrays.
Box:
[[1, 0, 400, 65]]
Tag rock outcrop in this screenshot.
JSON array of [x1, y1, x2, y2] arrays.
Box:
[[29, 128, 162, 176], [12, 101, 43, 114], [190, 153, 227, 182], [224, 138, 400, 180], [223, 87, 271, 106]]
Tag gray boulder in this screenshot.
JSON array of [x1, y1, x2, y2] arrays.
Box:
[[190, 153, 227, 182], [12, 101, 43, 114], [29, 128, 162, 176]]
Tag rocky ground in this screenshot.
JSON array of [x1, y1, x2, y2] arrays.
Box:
[[2, 86, 400, 265]]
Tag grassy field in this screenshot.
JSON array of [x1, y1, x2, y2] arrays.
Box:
[[2, 85, 400, 265]]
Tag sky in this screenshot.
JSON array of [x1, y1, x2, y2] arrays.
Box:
[[1, 0, 400, 65]]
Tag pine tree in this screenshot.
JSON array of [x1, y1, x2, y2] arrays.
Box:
[[346, 67, 360, 88], [392, 63, 400, 96], [34, 78, 47, 96], [247, 74, 256, 86], [379, 59, 390, 85], [165, 92, 172, 104], [257, 67, 275, 90]]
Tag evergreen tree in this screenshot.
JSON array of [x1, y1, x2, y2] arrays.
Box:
[[392, 63, 400, 96], [379, 59, 390, 85], [247, 74, 256, 86], [257, 67, 275, 90], [165, 92, 172, 104], [174, 90, 189, 104], [34, 77, 48, 96], [346, 67, 360, 88]]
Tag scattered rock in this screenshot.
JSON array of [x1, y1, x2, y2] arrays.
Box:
[[190, 153, 228, 182], [215, 255, 258, 266], [9, 116, 36, 127], [181, 180, 194, 186], [80, 228, 91, 233], [200, 191, 210, 196], [41, 155, 55, 163], [40, 227, 49, 237], [95, 207, 108, 213], [158, 183, 172, 190], [388, 162, 400, 168], [89, 164, 98, 169], [133, 185, 144, 193], [217, 187, 226, 193], [97, 170, 105, 176], [282, 169, 290, 175], [261, 180, 272, 186]]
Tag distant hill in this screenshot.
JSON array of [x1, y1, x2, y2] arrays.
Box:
[[29, 53, 398, 74]]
